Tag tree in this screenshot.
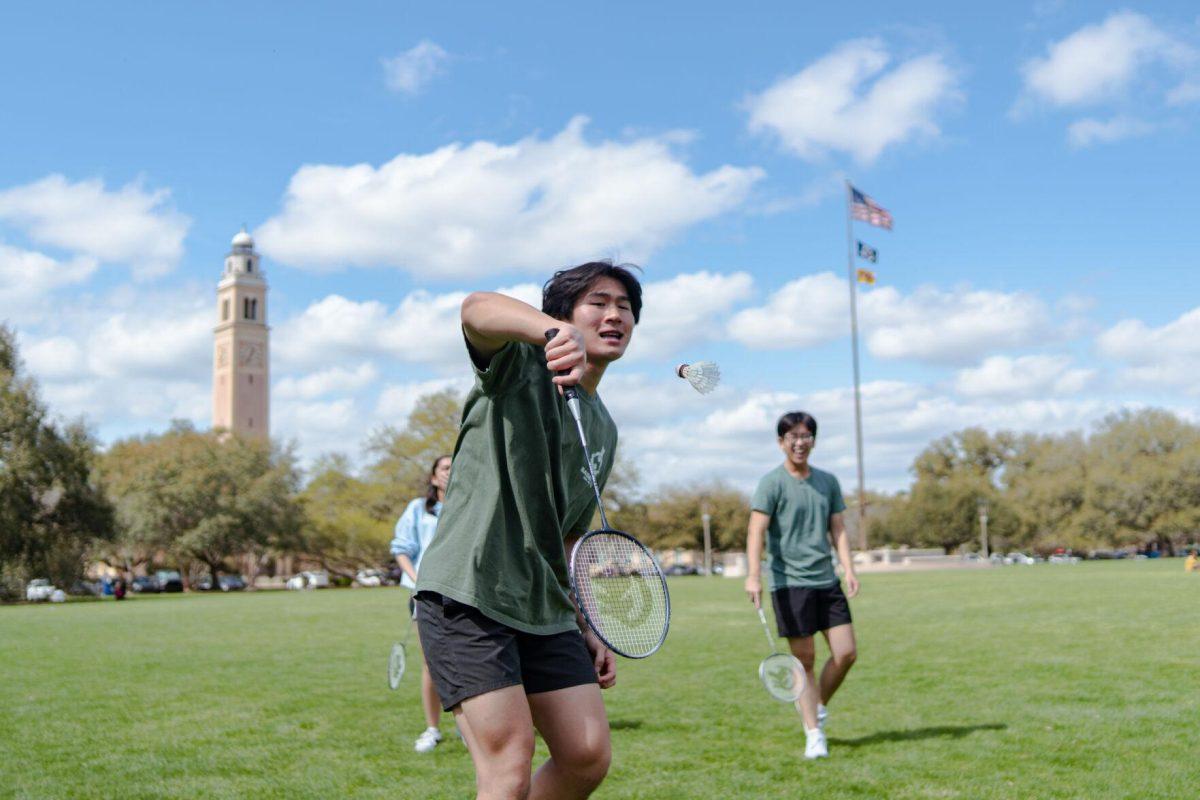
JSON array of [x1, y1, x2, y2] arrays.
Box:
[[875, 428, 1022, 553], [640, 481, 750, 551], [299, 454, 394, 578], [1082, 409, 1200, 555], [0, 325, 113, 599], [1002, 432, 1092, 552], [100, 423, 303, 586], [365, 389, 462, 520]]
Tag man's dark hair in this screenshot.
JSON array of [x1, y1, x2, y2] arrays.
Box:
[[776, 411, 818, 439], [542, 260, 642, 324]]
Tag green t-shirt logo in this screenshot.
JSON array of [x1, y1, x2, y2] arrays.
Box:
[[581, 447, 606, 488]]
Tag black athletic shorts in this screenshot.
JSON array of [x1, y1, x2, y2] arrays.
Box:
[[415, 591, 598, 712], [771, 582, 853, 638]]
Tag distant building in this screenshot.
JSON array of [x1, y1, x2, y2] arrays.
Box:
[[212, 228, 269, 437]]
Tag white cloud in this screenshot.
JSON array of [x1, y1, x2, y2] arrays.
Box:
[[21, 336, 84, 380], [0, 243, 97, 316], [1097, 306, 1200, 392], [275, 363, 380, 400], [273, 291, 467, 373], [1020, 11, 1196, 107], [1066, 115, 1155, 148], [1167, 80, 1200, 106], [727, 272, 847, 350], [954, 355, 1095, 399], [746, 39, 960, 164], [375, 376, 471, 421], [16, 289, 214, 433], [256, 117, 763, 277], [862, 285, 1052, 364], [382, 40, 449, 95], [728, 272, 1052, 365], [0, 175, 189, 278], [604, 374, 1126, 494], [632, 271, 754, 360], [273, 397, 363, 458], [39, 377, 209, 431], [85, 305, 212, 381], [275, 270, 760, 374]]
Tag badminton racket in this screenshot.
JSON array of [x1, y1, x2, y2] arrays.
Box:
[[545, 328, 670, 659], [387, 595, 416, 690], [756, 606, 806, 702]]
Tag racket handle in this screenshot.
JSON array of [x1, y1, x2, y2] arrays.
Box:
[[544, 328, 579, 402]]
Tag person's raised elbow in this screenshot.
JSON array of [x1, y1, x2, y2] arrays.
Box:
[[461, 291, 492, 327]]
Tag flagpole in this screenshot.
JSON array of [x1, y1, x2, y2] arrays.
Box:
[[844, 179, 868, 552]]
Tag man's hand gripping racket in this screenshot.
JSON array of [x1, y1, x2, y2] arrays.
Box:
[[545, 329, 671, 661]]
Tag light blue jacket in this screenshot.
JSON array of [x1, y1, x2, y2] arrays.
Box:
[[390, 498, 442, 590]]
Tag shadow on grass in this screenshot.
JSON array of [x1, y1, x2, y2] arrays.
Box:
[[829, 723, 1006, 749], [609, 719, 643, 731]]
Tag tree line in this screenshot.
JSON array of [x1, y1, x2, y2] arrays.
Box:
[[3, 323, 1197, 599], [866, 412, 1200, 556]]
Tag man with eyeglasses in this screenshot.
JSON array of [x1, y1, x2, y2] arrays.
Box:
[[744, 411, 859, 760]]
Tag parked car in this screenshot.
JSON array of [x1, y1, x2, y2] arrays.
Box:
[[195, 574, 247, 591], [219, 574, 247, 591], [355, 569, 384, 587], [71, 580, 104, 597], [25, 579, 57, 602], [286, 570, 330, 590], [1048, 553, 1081, 564], [1004, 552, 1036, 566], [130, 575, 160, 593], [155, 570, 184, 593], [664, 564, 698, 576]]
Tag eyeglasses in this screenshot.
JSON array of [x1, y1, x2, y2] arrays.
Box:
[[782, 433, 815, 445]]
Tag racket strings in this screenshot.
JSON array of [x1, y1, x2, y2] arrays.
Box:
[[759, 653, 805, 702], [572, 532, 669, 657]]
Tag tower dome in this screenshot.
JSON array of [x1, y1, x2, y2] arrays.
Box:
[[231, 228, 254, 249]]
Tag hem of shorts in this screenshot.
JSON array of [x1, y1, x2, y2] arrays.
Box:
[[525, 672, 598, 697], [440, 678, 522, 712], [415, 580, 579, 636], [778, 620, 853, 639]]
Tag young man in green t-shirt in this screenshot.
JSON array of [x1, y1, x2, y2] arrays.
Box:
[[744, 411, 860, 760], [415, 261, 640, 800]]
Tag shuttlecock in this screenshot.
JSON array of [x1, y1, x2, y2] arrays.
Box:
[[676, 361, 721, 394]]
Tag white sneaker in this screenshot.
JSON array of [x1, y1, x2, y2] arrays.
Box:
[[414, 726, 442, 753], [817, 703, 829, 731], [804, 728, 829, 760]]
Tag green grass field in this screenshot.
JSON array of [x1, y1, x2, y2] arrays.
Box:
[[2, 561, 1196, 799]]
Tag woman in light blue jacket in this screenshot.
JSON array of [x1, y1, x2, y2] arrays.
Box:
[[391, 454, 452, 753]]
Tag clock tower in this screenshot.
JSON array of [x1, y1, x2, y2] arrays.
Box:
[[213, 227, 269, 438]]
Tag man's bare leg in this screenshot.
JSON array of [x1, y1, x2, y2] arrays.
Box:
[[455, 686, 536, 800], [818, 623, 857, 706], [787, 635, 819, 730], [527, 684, 611, 799]]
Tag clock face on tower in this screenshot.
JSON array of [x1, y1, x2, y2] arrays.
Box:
[[238, 342, 264, 368]]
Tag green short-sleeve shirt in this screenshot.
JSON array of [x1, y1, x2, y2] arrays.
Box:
[[416, 340, 616, 635], [751, 465, 846, 589]]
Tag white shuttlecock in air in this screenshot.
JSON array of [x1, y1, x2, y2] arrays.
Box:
[[676, 361, 721, 394]]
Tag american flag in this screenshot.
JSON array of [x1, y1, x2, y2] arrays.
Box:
[[851, 186, 893, 230]]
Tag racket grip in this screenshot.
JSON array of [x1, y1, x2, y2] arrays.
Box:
[[544, 328, 579, 401]]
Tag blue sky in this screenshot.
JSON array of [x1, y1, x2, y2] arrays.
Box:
[[1, 2, 1198, 492]]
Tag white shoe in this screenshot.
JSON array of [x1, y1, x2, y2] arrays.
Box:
[[817, 703, 829, 731], [414, 726, 442, 753], [804, 728, 829, 759]]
